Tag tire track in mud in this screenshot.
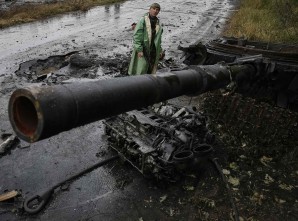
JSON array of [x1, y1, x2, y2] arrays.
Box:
[[187, 0, 236, 43], [162, 0, 237, 58]]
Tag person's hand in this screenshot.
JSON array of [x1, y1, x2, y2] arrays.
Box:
[[138, 52, 144, 58], [131, 23, 136, 31]]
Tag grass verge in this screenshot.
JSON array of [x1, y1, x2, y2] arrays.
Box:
[[0, 0, 124, 29], [223, 0, 298, 43]]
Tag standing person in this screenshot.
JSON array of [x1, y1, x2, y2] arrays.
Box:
[[128, 3, 164, 75]]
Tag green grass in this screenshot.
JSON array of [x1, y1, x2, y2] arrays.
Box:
[[0, 0, 124, 29], [223, 0, 298, 43]]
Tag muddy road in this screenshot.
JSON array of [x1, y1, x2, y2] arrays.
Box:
[[0, 0, 238, 220]]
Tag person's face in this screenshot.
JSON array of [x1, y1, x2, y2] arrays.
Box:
[[149, 7, 160, 17]]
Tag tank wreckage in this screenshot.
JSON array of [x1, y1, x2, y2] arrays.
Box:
[[180, 37, 298, 110], [8, 37, 298, 182], [104, 103, 216, 181]]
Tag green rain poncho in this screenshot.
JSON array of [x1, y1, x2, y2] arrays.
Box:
[[128, 13, 163, 75]]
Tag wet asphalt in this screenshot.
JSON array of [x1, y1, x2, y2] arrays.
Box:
[[0, 0, 239, 220]]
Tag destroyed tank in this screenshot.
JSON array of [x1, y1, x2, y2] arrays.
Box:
[[104, 37, 298, 181], [180, 36, 298, 110], [178, 37, 298, 146], [8, 37, 298, 181]]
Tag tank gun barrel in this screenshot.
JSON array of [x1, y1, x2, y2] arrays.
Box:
[[8, 63, 255, 143]]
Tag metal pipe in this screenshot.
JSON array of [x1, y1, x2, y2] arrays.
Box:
[[8, 63, 255, 142]]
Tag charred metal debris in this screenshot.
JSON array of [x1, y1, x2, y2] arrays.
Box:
[[14, 51, 131, 84], [180, 36, 298, 111], [104, 103, 215, 182]]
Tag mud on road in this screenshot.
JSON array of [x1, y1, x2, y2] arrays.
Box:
[[2, 1, 296, 221]]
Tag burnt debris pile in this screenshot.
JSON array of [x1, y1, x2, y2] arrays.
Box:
[[104, 103, 216, 181], [14, 51, 133, 84]]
